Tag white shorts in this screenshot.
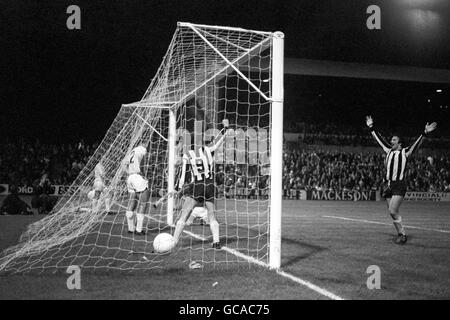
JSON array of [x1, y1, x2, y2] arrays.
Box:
[[191, 207, 208, 220], [127, 174, 148, 193], [87, 190, 96, 200], [187, 207, 209, 225], [93, 178, 105, 192]]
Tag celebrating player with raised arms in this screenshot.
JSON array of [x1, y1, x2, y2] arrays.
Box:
[[366, 115, 437, 244], [172, 119, 229, 249], [123, 141, 150, 235]]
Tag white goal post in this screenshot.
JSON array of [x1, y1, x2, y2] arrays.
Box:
[[164, 23, 284, 269], [269, 31, 284, 269], [0, 22, 284, 273]]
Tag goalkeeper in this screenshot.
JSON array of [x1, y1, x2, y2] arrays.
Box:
[[172, 119, 229, 249]]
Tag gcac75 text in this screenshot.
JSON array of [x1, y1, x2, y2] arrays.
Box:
[[224, 304, 270, 316]]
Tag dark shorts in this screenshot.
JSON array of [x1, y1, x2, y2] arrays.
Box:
[[183, 179, 216, 203], [382, 181, 407, 198]]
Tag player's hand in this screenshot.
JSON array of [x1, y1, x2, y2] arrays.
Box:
[[222, 119, 229, 128], [424, 122, 437, 134], [365, 115, 374, 128]]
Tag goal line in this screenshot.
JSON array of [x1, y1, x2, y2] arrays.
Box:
[[145, 213, 345, 300]]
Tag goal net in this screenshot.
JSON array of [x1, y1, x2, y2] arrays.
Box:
[[0, 22, 284, 273]]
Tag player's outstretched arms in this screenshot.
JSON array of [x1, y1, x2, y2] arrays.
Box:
[[209, 119, 230, 152], [405, 122, 437, 157], [424, 122, 437, 134], [365, 115, 374, 129], [365, 115, 391, 153]]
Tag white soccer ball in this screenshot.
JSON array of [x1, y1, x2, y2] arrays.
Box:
[[153, 233, 174, 253]]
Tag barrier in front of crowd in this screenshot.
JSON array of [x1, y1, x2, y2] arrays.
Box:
[[1, 184, 449, 202]]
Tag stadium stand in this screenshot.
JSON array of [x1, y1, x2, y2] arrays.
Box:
[[0, 123, 449, 215]]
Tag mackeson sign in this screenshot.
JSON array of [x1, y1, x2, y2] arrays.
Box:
[[307, 190, 377, 201]]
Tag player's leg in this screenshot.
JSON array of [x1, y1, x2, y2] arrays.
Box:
[[104, 195, 111, 213], [135, 188, 150, 234], [204, 201, 220, 248], [92, 178, 104, 210], [185, 206, 196, 226], [87, 190, 96, 211], [173, 196, 196, 246], [201, 205, 210, 225], [389, 195, 407, 244], [204, 180, 220, 248], [386, 197, 391, 209], [126, 193, 138, 233]]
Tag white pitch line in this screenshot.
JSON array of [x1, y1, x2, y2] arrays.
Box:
[[146, 215, 344, 300], [323, 215, 450, 234]]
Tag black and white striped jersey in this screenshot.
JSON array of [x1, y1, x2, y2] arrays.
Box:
[[370, 129, 425, 182], [178, 146, 215, 189]]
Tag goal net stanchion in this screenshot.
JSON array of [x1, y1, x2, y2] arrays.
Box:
[[166, 107, 177, 227], [269, 32, 284, 270], [0, 22, 284, 273]]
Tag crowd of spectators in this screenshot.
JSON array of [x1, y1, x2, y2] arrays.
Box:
[[1, 121, 449, 215], [0, 137, 98, 186], [286, 122, 450, 149], [282, 149, 450, 193], [0, 138, 98, 215]]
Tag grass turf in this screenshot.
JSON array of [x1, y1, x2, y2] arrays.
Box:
[[0, 200, 449, 299]]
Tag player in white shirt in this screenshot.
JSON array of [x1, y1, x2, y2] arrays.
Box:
[[172, 119, 229, 249], [123, 143, 150, 235], [87, 162, 111, 213]]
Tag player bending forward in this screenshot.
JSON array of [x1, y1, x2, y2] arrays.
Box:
[[366, 116, 437, 244], [87, 162, 111, 213], [186, 205, 209, 226], [172, 119, 229, 249], [123, 142, 150, 235]]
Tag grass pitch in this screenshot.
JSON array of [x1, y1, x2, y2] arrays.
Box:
[[0, 200, 449, 300]]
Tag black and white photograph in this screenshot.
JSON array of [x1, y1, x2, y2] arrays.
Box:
[[0, 0, 449, 305]]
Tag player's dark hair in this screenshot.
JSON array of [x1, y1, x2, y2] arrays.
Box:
[[392, 134, 402, 145]]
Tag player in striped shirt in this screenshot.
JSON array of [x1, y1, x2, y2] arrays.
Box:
[[172, 119, 229, 249], [366, 116, 437, 244]]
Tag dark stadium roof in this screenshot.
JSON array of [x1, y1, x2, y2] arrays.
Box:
[[1, 0, 449, 141]]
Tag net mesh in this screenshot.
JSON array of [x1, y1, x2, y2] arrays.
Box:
[[0, 23, 275, 273]]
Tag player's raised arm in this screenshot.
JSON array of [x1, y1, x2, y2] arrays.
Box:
[[208, 119, 229, 153], [405, 122, 437, 157], [366, 115, 391, 153], [177, 155, 188, 189]]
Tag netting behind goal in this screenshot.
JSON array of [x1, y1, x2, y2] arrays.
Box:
[[0, 23, 283, 273]]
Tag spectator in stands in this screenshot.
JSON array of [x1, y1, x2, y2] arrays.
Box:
[[0, 185, 32, 215], [31, 173, 56, 215]]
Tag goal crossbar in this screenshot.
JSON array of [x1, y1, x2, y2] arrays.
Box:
[[188, 24, 271, 102]]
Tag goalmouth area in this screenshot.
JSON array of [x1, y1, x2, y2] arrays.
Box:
[[1, 200, 449, 300], [1, 21, 449, 301]]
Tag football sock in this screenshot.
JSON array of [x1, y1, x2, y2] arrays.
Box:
[[173, 220, 186, 245], [135, 213, 144, 233], [391, 214, 405, 235], [210, 220, 220, 243], [105, 197, 111, 212], [126, 211, 135, 232]]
